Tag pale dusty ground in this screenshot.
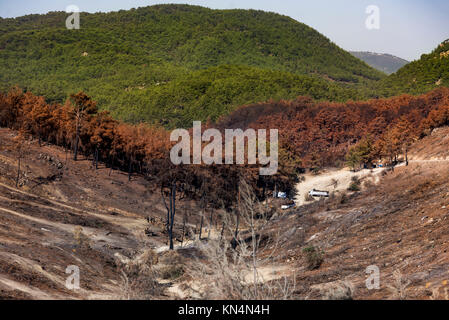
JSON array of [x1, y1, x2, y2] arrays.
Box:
[[294, 167, 386, 206], [166, 260, 292, 299]]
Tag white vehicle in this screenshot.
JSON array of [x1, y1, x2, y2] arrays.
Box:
[[308, 189, 329, 198], [277, 192, 287, 199], [282, 203, 295, 210], [273, 191, 288, 199]]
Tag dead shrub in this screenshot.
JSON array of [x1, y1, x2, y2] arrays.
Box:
[[186, 179, 296, 300], [430, 286, 449, 300], [321, 281, 355, 300], [115, 249, 163, 300], [160, 264, 184, 280], [330, 179, 339, 189], [140, 248, 159, 265], [336, 191, 348, 204], [387, 270, 411, 300], [363, 179, 375, 190], [73, 226, 91, 249], [159, 250, 182, 265], [304, 193, 315, 202]]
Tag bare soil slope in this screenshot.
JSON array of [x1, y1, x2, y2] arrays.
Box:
[[269, 128, 449, 299], [0, 128, 192, 299], [1, 126, 449, 300]]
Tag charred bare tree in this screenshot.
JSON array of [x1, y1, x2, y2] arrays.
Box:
[[109, 154, 115, 176], [16, 155, 21, 188], [168, 181, 176, 250], [11, 130, 28, 188], [231, 189, 241, 250], [128, 157, 133, 181], [69, 92, 98, 161], [161, 182, 176, 250], [94, 147, 99, 169], [208, 210, 213, 240], [181, 209, 187, 247]]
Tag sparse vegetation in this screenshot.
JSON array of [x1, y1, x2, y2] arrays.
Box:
[[304, 193, 315, 202], [320, 281, 355, 300], [347, 176, 361, 192], [160, 264, 185, 281], [73, 226, 91, 249], [387, 271, 411, 300], [186, 179, 296, 299], [331, 179, 339, 189], [115, 249, 163, 300], [302, 246, 324, 270]]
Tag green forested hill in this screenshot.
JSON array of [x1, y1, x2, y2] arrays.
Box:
[[0, 4, 385, 128], [379, 40, 449, 96]]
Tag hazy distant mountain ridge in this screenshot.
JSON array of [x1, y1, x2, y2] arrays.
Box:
[[350, 51, 409, 74]]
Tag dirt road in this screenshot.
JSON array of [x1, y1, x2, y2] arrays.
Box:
[[295, 167, 385, 206]]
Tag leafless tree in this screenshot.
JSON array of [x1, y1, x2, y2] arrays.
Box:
[[186, 178, 296, 300]]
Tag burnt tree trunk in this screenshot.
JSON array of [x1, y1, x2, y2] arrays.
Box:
[[128, 157, 133, 181], [16, 157, 21, 188], [220, 221, 225, 241], [181, 211, 187, 247], [232, 190, 241, 249], [161, 182, 177, 250], [95, 147, 98, 170], [169, 182, 176, 250], [232, 209, 240, 249], [73, 123, 80, 161], [405, 148, 409, 166], [208, 211, 213, 240], [109, 155, 115, 176], [199, 214, 204, 241]]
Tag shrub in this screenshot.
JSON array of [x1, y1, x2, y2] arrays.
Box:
[[302, 246, 324, 270], [160, 264, 185, 280], [363, 179, 375, 190], [159, 250, 182, 265], [116, 250, 163, 300], [304, 193, 315, 202], [339, 192, 348, 204], [348, 176, 361, 192], [321, 281, 355, 300], [331, 179, 339, 189], [73, 226, 91, 249]]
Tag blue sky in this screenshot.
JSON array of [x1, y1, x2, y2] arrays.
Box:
[[1, 0, 448, 61]]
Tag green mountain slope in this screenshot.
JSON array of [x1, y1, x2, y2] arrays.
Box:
[[0, 4, 385, 127], [379, 40, 449, 96], [350, 51, 409, 75]]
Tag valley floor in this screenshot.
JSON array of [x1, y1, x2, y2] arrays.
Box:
[[0, 127, 449, 299]]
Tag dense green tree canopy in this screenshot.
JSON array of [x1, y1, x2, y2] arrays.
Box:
[[379, 40, 449, 95], [1, 5, 447, 128], [0, 4, 386, 128]]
